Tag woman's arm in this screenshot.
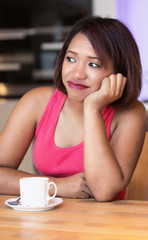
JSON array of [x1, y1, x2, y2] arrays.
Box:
[[0, 167, 92, 198], [0, 87, 52, 194], [83, 74, 147, 201]]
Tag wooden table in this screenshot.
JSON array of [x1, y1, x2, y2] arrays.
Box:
[[1, 195, 148, 240]]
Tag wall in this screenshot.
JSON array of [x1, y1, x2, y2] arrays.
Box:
[[0, 99, 35, 173], [92, 0, 115, 17], [116, 0, 148, 101]]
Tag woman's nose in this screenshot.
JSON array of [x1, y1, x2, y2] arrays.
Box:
[[73, 64, 87, 80]]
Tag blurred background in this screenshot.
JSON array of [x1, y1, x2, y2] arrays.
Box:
[[0, 0, 147, 172], [0, 0, 92, 97]]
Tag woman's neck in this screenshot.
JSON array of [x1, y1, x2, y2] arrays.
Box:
[[63, 97, 84, 118]]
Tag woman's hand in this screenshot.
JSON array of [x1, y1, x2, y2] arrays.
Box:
[[84, 73, 127, 111], [52, 172, 92, 199]]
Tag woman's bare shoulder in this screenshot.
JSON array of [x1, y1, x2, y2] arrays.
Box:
[[113, 100, 147, 132], [14, 86, 56, 123], [23, 86, 55, 100], [111, 100, 147, 137], [118, 100, 146, 120], [28, 85, 55, 115], [20, 86, 55, 106]]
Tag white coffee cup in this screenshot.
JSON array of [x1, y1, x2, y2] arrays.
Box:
[[20, 177, 57, 207]]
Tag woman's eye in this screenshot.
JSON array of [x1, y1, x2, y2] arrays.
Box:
[[66, 56, 75, 62], [89, 62, 99, 68]]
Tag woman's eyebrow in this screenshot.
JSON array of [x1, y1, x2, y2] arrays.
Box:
[[66, 50, 77, 55], [87, 56, 100, 60], [66, 50, 100, 60]]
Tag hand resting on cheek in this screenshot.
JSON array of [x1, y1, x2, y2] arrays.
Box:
[[84, 73, 127, 111]]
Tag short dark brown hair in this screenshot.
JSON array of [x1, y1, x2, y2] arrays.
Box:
[[54, 16, 142, 109]]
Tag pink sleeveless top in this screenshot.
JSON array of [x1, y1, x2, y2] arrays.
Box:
[[33, 89, 125, 200]]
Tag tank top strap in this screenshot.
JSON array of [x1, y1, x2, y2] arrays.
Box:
[[35, 89, 66, 137]]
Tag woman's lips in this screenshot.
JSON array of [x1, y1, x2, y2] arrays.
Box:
[[67, 80, 89, 90]]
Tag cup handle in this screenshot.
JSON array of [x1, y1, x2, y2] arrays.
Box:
[[47, 182, 57, 201]]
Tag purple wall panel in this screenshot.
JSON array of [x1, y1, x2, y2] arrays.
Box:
[[115, 0, 148, 101]]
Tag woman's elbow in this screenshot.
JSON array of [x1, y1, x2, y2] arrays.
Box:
[[92, 186, 125, 202], [93, 191, 115, 202]]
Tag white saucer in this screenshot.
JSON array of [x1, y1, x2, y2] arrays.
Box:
[[5, 197, 63, 212]]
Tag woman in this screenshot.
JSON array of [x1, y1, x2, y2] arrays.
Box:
[[0, 16, 146, 201]]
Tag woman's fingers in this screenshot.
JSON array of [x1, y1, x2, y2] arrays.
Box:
[[109, 73, 127, 96], [103, 73, 127, 99]]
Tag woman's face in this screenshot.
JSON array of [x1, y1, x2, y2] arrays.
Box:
[[62, 33, 114, 102]]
